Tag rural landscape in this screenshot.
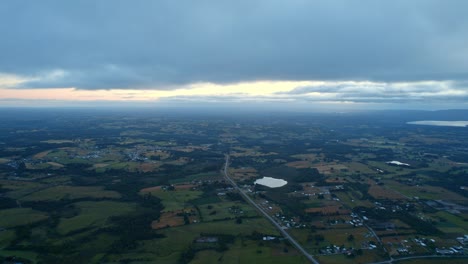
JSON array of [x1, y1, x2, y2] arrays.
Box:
[[0, 108, 466, 264]]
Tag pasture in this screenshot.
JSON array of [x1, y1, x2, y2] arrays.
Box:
[[0, 208, 48, 228], [57, 201, 136, 235], [20, 185, 121, 201]]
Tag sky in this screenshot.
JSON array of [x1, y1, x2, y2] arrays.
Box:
[[1, 0, 467, 110]]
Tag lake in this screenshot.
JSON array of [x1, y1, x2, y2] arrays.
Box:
[[407, 121, 468, 127], [254, 177, 287, 188]]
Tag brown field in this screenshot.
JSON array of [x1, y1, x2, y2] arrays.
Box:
[[230, 167, 259, 180], [151, 208, 199, 229], [93, 163, 110, 168], [144, 151, 171, 160], [140, 186, 162, 193], [47, 162, 65, 168], [313, 163, 348, 174], [325, 177, 348, 183], [286, 160, 311, 169], [305, 205, 350, 215], [33, 150, 52, 159], [0, 158, 10, 164], [166, 157, 190, 165], [137, 162, 160, 172], [368, 184, 407, 200], [152, 211, 185, 229]]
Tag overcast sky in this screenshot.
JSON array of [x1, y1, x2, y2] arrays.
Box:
[[0, 0, 467, 109]]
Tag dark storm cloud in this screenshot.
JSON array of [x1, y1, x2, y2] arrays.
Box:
[[1, 0, 468, 89]]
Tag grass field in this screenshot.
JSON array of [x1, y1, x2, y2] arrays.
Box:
[[368, 184, 408, 200], [198, 201, 258, 222], [149, 217, 280, 258], [169, 172, 222, 184], [289, 226, 371, 253], [386, 181, 467, 201], [57, 201, 136, 235], [0, 249, 38, 263], [20, 185, 121, 201], [190, 239, 309, 264], [434, 211, 468, 233], [0, 208, 48, 228], [316, 250, 387, 264], [143, 189, 203, 212]]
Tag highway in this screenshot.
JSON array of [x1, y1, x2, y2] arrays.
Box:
[[223, 154, 320, 264]]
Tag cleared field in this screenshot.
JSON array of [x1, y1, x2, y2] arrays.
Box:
[[152, 211, 186, 229], [169, 171, 222, 184], [142, 189, 203, 212], [433, 211, 468, 233], [33, 150, 53, 159], [313, 163, 348, 175], [230, 147, 277, 157], [1, 180, 47, 199], [191, 239, 308, 264], [230, 167, 259, 180], [286, 161, 311, 169], [104, 161, 162, 172], [291, 153, 320, 161], [57, 201, 136, 235], [47, 161, 65, 168], [41, 139, 74, 144], [199, 201, 257, 222], [20, 185, 121, 201], [386, 181, 467, 201], [0, 208, 48, 228], [305, 205, 350, 215], [0, 158, 10, 164], [146, 217, 280, 258], [343, 162, 375, 174], [368, 184, 407, 200], [316, 250, 386, 264], [290, 226, 371, 252]]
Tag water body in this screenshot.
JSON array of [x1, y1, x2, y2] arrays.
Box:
[[407, 121, 468, 127], [254, 177, 287, 188], [387, 160, 410, 166]]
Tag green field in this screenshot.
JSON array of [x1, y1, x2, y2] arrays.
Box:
[[169, 171, 222, 184], [151, 218, 280, 258], [147, 189, 204, 212], [199, 201, 258, 222], [57, 201, 136, 235], [20, 185, 121, 201], [190, 240, 309, 264], [0, 208, 48, 228]]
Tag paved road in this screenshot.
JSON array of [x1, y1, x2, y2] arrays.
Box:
[[223, 155, 320, 264]]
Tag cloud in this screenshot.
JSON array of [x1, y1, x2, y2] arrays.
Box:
[[276, 81, 468, 104], [0, 0, 467, 91]]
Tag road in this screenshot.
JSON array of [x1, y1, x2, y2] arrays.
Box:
[[223, 154, 320, 264]]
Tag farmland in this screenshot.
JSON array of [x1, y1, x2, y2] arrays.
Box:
[[0, 109, 467, 263]]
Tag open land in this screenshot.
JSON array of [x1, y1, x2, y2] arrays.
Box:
[[0, 109, 467, 263]]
